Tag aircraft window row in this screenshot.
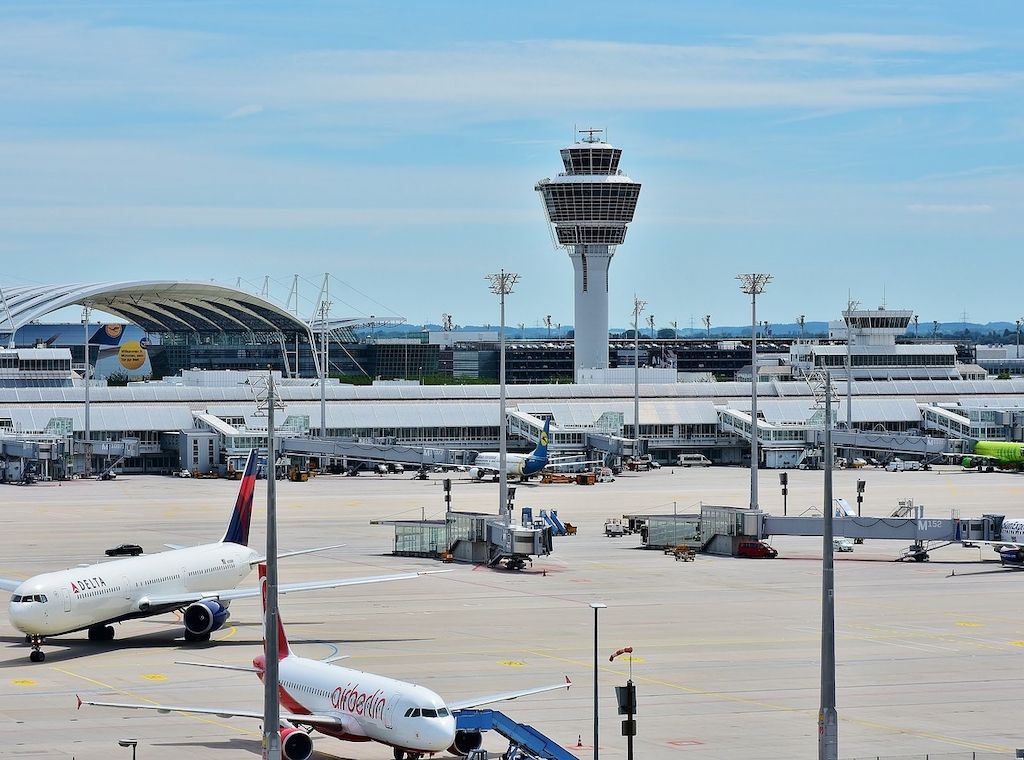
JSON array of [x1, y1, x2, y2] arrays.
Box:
[[11, 594, 47, 603], [403, 707, 449, 718]]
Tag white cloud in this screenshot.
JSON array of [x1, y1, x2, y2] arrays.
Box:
[[224, 104, 263, 120], [906, 203, 994, 214]]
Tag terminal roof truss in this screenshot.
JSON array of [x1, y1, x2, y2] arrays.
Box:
[[0, 281, 312, 338]]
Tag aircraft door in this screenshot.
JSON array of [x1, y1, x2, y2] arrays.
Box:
[[123, 576, 132, 600], [383, 693, 401, 730], [59, 588, 71, 613]]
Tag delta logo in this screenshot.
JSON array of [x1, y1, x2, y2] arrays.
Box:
[[70, 577, 107, 594]]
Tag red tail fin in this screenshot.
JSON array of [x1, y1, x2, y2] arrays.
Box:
[[258, 563, 290, 660]]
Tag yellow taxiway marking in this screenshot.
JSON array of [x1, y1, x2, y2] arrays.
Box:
[[1010, 640, 1024, 647], [499, 660, 525, 667], [620, 655, 645, 664], [12, 679, 36, 686], [216, 624, 238, 642], [957, 621, 982, 627], [142, 674, 167, 681], [523, 648, 1015, 754], [52, 666, 259, 737]]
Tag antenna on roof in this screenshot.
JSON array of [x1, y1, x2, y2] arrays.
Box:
[[578, 128, 604, 143]]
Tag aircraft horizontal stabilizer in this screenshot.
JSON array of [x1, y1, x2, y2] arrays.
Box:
[[249, 543, 347, 565]]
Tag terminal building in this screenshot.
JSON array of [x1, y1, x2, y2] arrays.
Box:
[[0, 282, 1021, 477]]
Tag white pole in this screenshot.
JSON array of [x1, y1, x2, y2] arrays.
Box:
[[83, 304, 91, 478], [263, 371, 281, 760]]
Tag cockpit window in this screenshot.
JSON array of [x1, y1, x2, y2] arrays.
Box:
[[11, 594, 46, 603], [404, 708, 422, 718], [422, 708, 437, 718], [437, 708, 449, 717]]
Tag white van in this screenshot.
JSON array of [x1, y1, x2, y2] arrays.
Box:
[[677, 453, 712, 467], [833, 537, 855, 552]]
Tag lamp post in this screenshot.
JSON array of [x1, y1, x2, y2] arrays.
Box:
[[632, 297, 646, 458], [82, 302, 92, 478], [1017, 319, 1022, 359], [590, 602, 607, 760], [486, 270, 520, 523], [703, 314, 711, 339], [736, 274, 772, 509], [819, 371, 839, 760], [117, 739, 137, 760], [259, 369, 284, 760], [317, 299, 330, 438]]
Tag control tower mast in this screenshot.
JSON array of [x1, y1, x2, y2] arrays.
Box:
[[536, 130, 642, 375]]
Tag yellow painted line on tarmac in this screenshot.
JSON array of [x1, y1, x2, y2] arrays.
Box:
[[522, 648, 1015, 754], [216, 624, 238, 642], [52, 666, 259, 737], [499, 660, 525, 667], [1010, 640, 1024, 647], [12, 679, 36, 686], [956, 621, 982, 627], [142, 674, 167, 681]]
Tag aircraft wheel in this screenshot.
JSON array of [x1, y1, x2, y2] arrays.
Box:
[[101, 625, 115, 641], [29, 650, 44, 663], [87, 626, 105, 641], [24, 634, 32, 643], [392, 749, 406, 760]]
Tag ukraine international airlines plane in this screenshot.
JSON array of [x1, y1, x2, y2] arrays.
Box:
[[81, 565, 571, 760], [2, 450, 442, 662]]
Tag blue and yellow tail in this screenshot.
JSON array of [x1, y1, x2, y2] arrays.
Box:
[[531, 418, 551, 460], [221, 449, 258, 546]]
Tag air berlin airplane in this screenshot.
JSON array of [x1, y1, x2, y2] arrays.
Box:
[[80, 564, 571, 760], [3, 449, 445, 662]]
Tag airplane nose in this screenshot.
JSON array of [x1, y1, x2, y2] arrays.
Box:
[[8, 601, 30, 633]]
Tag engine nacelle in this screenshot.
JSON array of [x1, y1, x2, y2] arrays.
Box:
[[961, 457, 975, 469], [183, 600, 230, 637], [468, 467, 482, 480], [450, 730, 483, 756], [280, 727, 314, 760]]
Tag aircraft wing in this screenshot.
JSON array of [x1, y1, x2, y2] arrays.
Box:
[[448, 676, 571, 711], [77, 695, 344, 727], [249, 543, 348, 565], [139, 569, 451, 608], [0, 578, 23, 593]]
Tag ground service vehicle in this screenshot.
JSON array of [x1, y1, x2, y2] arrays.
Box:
[[677, 454, 712, 467], [737, 541, 777, 559]]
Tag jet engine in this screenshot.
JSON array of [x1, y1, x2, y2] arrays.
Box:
[[450, 730, 484, 756], [183, 600, 230, 638], [468, 467, 482, 480], [280, 727, 314, 760]]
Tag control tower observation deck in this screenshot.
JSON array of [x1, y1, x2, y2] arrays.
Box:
[[535, 131, 641, 374]]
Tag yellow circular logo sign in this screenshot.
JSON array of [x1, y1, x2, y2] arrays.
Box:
[[104, 324, 123, 340], [540, 432, 548, 446], [118, 341, 147, 371]]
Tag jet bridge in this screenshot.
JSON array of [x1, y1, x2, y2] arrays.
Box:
[[760, 510, 1004, 546]]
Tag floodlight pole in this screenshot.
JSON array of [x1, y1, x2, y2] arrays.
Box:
[[736, 274, 772, 509], [82, 302, 92, 478], [487, 270, 520, 522], [632, 297, 646, 458], [819, 371, 838, 760], [263, 370, 281, 760], [590, 602, 607, 760], [318, 299, 330, 438]]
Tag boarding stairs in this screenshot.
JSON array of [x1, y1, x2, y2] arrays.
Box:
[[455, 709, 579, 760]]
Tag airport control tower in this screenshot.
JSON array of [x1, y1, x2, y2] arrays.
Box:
[[536, 130, 641, 375]]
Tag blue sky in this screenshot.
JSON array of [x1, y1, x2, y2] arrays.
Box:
[[1, 1, 1022, 329]]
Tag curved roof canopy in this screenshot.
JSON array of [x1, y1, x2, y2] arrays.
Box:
[[0, 281, 311, 336]]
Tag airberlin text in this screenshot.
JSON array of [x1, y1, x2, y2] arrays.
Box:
[[331, 683, 386, 720]]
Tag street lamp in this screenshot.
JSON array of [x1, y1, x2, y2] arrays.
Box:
[[736, 274, 772, 509], [590, 602, 607, 760], [82, 302, 93, 478], [819, 370, 839, 760], [632, 297, 647, 458], [486, 270, 520, 523], [1017, 319, 1022, 359], [118, 739, 138, 760]]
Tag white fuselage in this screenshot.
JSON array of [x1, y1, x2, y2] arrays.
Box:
[[8, 543, 256, 636], [269, 654, 456, 753], [1000, 519, 1024, 544]]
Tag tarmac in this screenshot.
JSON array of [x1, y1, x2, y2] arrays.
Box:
[[1, 464, 1023, 759]]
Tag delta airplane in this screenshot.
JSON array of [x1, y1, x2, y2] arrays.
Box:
[[2, 450, 442, 662], [80, 564, 571, 760]]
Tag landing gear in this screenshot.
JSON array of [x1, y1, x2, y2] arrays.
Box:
[[392, 749, 422, 760], [28, 635, 45, 662], [184, 630, 211, 642], [393, 749, 405, 760], [87, 625, 115, 641]]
